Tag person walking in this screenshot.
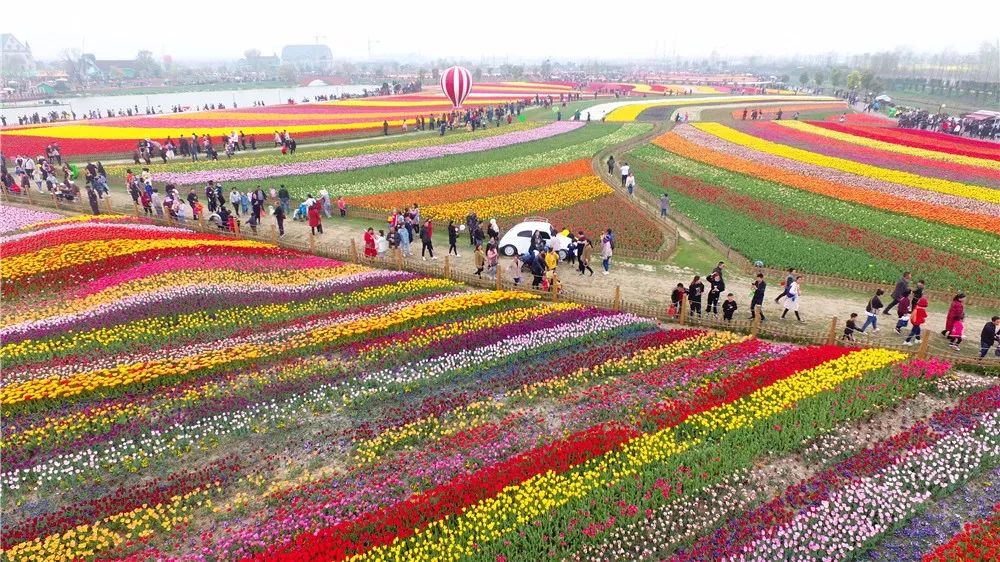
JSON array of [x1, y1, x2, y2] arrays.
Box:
[[507, 255, 523, 286], [774, 268, 796, 304], [607, 155, 616, 175], [308, 201, 323, 235], [278, 185, 290, 216], [447, 220, 460, 256], [943, 293, 966, 338], [580, 238, 594, 276], [722, 293, 738, 322], [884, 272, 912, 315], [750, 273, 767, 323], [625, 172, 636, 198], [420, 219, 435, 260], [659, 193, 669, 217], [466, 212, 479, 246], [363, 227, 377, 258], [980, 317, 1000, 359], [688, 275, 705, 317], [903, 297, 928, 346], [338, 196, 347, 217], [487, 244, 498, 279], [273, 203, 285, 237], [948, 315, 966, 351], [860, 289, 884, 334], [619, 162, 630, 188], [707, 272, 725, 316], [600, 234, 613, 275], [473, 244, 486, 277], [399, 222, 412, 257], [780, 275, 803, 322], [86, 186, 101, 215], [842, 313, 861, 342], [894, 289, 913, 334], [230, 189, 242, 216]]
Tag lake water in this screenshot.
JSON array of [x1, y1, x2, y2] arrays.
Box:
[[1, 84, 376, 123]]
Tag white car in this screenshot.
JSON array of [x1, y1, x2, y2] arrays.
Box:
[[498, 219, 573, 260]]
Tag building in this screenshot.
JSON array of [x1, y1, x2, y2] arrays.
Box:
[[1, 33, 37, 78], [281, 44, 333, 72], [78, 54, 137, 81]]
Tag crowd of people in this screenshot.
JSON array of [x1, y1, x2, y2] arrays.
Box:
[[896, 109, 1000, 140]]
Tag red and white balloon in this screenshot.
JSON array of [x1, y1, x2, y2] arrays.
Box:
[[440, 66, 473, 109]]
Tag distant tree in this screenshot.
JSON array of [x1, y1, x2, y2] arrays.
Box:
[[418, 68, 427, 81], [846, 70, 862, 90], [540, 59, 552, 79], [474, 67, 483, 81], [277, 63, 299, 82], [135, 50, 162, 78], [798, 71, 810, 86], [778, 74, 790, 85], [432, 68, 440, 80], [830, 68, 844, 87], [860, 69, 881, 92], [244, 48, 261, 61], [813, 71, 825, 86]]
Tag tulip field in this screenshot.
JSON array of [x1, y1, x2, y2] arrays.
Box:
[[3, 208, 1000, 561], [0, 82, 581, 156], [628, 120, 1000, 295]]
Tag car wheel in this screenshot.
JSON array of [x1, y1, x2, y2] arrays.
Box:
[[501, 245, 517, 256]]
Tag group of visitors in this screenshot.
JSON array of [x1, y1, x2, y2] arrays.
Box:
[[834, 270, 999, 359], [896, 109, 1000, 140], [0, 151, 110, 208]]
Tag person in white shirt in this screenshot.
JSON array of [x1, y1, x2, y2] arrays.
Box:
[[625, 173, 636, 197], [619, 163, 630, 187]]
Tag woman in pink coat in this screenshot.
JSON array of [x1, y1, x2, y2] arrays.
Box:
[[943, 293, 966, 337]]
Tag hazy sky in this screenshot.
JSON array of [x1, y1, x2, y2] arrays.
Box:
[[15, 0, 999, 62]]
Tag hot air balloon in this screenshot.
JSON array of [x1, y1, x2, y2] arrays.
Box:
[[440, 66, 473, 109]]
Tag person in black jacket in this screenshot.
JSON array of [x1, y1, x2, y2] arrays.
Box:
[[884, 272, 912, 315], [750, 273, 767, 322], [273, 204, 285, 237], [688, 276, 705, 317], [981, 316, 1000, 359], [722, 293, 738, 322], [447, 221, 460, 256], [707, 272, 725, 316]]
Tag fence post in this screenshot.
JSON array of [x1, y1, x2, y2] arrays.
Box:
[[917, 336, 930, 359], [613, 285, 621, 310], [444, 255, 451, 278], [104, 196, 113, 214], [495, 265, 502, 290], [198, 213, 207, 232], [826, 316, 839, 345], [310, 232, 316, 254], [679, 293, 688, 325], [232, 216, 239, 234], [550, 276, 558, 302], [134, 203, 141, 217], [750, 310, 761, 338], [270, 224, 278, 244], [349, 238, 358, 262], [52, 193, 60, 209], [24, 188, 32, 204], [394, 248, 403, 270]]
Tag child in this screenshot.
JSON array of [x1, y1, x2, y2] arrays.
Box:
[[903, 297, 928, 346], [842, 313, 860, 342], [861, 288, 884, 334], [894, 289, 912, 334], [949, 314, 965, 351], [722, 293, 738, 322], [669, 283, 686, 317]]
